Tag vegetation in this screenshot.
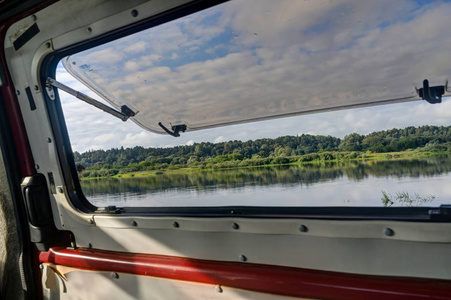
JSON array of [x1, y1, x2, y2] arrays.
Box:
[[74, 125, 451, 179], [381, 190, 436, 207], [81, 158, 451, 196]]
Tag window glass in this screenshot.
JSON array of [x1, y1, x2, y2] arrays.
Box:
[[57, 0, 451, 208], [62, 0, 451, 134]]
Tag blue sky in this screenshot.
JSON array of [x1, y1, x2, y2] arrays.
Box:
[[56, 0, 451, 152]]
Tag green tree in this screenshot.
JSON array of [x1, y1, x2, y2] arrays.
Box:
[[339, 133, 364, 151]]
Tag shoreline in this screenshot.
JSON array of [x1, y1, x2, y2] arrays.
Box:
[[79, 150, 449, 180]]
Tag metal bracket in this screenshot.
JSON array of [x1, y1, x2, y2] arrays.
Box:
[[45, 84, 55, 100], [46, 77, 136, 121], [158, 122, 186, 137], [418, 79, 445, 104], [95, 205, 123, 214], [429, 205, 451, 221]]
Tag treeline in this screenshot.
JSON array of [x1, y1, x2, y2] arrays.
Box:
[[74, 125, 451, 178]]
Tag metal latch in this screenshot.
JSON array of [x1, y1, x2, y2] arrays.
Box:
[[418, 79, 445, 104], [429, 205, 451, 221], [158, 122, 186, 137], [46, 77, 137, 121]]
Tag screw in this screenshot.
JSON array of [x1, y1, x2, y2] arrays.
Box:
[[35, 164, 40, 170], [239, 255, 247, 262], [215, 285, 223, 293], [57, 187, 63, 193], [131, 220, 137, 227], [34, 85, 39, 91], [232, 223, 239, 230], [299, 225, 308, 232], [45, 42, 51, 48], [111, 272, 119, 279], [87, 27, 92, 33], [173, 222, 179, 228], [87, 243, 92, 248], [31, 15, 37, 21], [384, 228, 394, 237], [131, 9, 138, 17], [47, 138, 52, 143], [15, 90, 20, 95]]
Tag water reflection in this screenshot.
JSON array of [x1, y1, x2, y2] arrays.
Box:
[[82, 156, 451, 207]]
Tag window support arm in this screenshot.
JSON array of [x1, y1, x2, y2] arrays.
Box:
[[45, 77, 136, 122]]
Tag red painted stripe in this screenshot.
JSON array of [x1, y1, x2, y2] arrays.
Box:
[[0, 86, 36, 176], [40, 247, 451, 300], [0, 25, 37, 176]]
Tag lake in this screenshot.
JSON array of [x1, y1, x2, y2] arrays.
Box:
[[81, 156, 451, 207]]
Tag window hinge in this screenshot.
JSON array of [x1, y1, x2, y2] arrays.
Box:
[[158, 122, 186, 137], [45, 77, 137, 121], [418, 79, 445, 104]]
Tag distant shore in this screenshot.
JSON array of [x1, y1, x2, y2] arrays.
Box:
[[79, 149, 449, 180]]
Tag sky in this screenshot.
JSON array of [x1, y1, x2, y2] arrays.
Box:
[[56, 0, 451, 153]]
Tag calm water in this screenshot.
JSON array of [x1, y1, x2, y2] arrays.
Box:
[[81, 156, 451, 207]]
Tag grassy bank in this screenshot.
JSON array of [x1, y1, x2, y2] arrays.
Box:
[[79, 149, 449, 180]]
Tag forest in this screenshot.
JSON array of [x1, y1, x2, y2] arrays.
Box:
[[74, 125, 451, 178]]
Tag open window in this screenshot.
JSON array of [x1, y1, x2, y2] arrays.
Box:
[[49, 0, 451, 215], [60, 0, 451, 132]]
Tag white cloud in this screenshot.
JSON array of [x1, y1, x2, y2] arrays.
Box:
[[124, 61, 140, 72], [77, 48, 124, 65], [121, 131, 153, 148], [123, 41, 147, 54], [213, 136, 226, 143]]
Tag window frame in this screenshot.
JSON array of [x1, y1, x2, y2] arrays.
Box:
[[40, 0, 451, 221]]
